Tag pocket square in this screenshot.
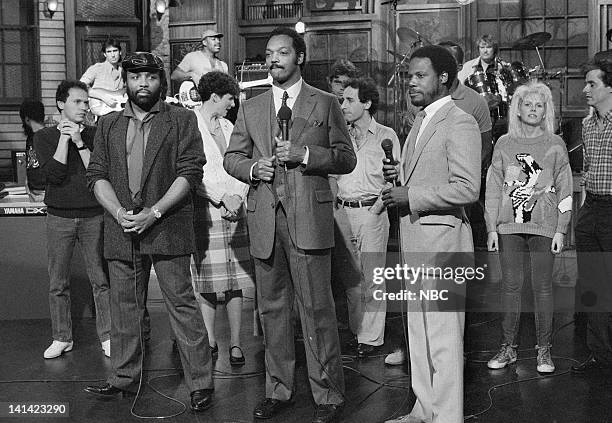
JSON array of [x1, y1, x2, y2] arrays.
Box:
[[311, 120, 323, 127]]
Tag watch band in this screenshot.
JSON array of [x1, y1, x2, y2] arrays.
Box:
[[76, 144, 88, 151], [151, 206, 162, 219]]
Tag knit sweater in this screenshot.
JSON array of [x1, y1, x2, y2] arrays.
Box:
[[34, 125, 103, 218], [485, 132, 572, 238]]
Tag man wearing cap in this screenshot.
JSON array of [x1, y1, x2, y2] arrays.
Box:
[[85, 52, 214, 412], [171, 30, 228, 85]]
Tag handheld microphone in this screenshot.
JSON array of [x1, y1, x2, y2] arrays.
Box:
[[381, 138, 400, 187], [278, 105, 292, 142]]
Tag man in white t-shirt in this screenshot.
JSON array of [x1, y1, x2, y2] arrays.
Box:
[[171, 29, 229, 85]]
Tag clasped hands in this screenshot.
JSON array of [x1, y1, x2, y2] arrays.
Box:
[[252, 136, 305, 182], [58, 120, 84, 147], [117, 207, 157, 234], [221, 194, 243, 222], [381, 158, 410, 209]]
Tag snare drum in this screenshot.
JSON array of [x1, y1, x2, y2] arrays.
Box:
[[468, 71, 501, 109]]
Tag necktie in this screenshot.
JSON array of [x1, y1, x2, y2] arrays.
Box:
[[128, 119, 145, 201], [403, 110, 426, 176], [281, 91, 288, 110]]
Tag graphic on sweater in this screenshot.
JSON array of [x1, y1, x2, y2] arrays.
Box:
[[503, 153, 554, 223]]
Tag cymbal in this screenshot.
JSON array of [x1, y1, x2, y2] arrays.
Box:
[[387, 49, 409, 59], [397, 27, 430, 46], [512, 32, 551, 49]]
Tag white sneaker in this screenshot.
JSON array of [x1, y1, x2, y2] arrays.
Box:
[[536, 345, 555, 373], [385, 348, 406, 366], [385, 414, 425, 423], [101, 340, 110, 358], [43, 340, 73, 359]]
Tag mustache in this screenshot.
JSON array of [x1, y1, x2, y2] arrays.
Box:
[[269, 64, 284, 70]]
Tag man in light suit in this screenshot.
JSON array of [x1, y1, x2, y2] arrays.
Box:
[[382, 45, 481, 423], [224, 27, 356, 423], [84, 52, 214, 412]]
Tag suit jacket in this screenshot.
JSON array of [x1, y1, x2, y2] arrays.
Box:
[[224, 82, 356, 259], [87, 101, 205, 261], [399, 100, 480, 255]]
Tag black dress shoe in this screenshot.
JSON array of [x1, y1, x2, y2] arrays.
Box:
[[253, 398, 294, 419], [312, 403, 344, 423], [357, 343, 376, 358], [229, 345, 245, 366], [190, 388, 213, 412], [84, 383, 135, 398], [571, 355, 606, 373]]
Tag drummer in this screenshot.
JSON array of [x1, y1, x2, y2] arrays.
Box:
[[457, 34, 506, 86]]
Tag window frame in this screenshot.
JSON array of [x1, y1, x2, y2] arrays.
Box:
[[0, 1, 40, 110]]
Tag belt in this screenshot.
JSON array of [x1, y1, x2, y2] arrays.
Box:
[[586, 192, 612, 202], [336, 197, 378, 208]]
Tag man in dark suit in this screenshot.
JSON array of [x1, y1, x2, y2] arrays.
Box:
[[224, 27, 356, 423], [84, 52, 214, 412]]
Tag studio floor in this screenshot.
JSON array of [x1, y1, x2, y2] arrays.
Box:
[[1, 287, 611, 423]]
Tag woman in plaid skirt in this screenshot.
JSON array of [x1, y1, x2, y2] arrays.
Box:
[[191, 71, 254, 366]]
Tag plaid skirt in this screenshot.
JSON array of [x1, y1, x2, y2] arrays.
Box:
[[191, 198, 255, 294]]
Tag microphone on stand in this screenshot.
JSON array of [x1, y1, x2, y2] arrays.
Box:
[[381, 138, 400, 187]]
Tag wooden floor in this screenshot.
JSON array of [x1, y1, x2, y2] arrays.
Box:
[[1, 291, 611, 423]]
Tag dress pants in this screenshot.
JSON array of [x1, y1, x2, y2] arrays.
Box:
[[106, 251, 213, 393], [333, 205, 389, 346], [575, 197, 612, 365], [255, 205, 345, 405]]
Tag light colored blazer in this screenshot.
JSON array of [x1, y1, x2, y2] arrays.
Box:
[[399, 100, 481, 254], [224, 82, 356, 259]]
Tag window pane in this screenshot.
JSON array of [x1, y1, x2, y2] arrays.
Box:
[[4, 65, 22, 97], [524, 0, 545, 17], [546, 18, 566, 47], [477, 1, 497, 19], [568, 0, 587, 16], [500, 0, 520, 18], [500, 20, 521, 48], [1, 0, 21, 26], [545, 0, 566, 16], [567, 17, 588, 46], [567, 47, 588, 69]]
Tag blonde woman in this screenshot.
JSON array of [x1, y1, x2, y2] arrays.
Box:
[[485, 81, 572, 373]]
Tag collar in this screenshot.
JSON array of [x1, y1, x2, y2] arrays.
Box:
[[423, 95, 452, 118], [103, 60, 121, 72], [272, 78, 303, 102]]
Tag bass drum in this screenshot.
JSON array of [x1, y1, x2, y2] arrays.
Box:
[[468, 71, 501, 109], [500, 61, 528, 96]]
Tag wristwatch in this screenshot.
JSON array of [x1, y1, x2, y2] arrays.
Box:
[[151, 206, 162, 219], [76, 144, 88, 151]]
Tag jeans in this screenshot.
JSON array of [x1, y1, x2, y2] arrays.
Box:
[[575, 197, 612, 365], [46, 213, 110, 343], [498, 233, 554, 347]]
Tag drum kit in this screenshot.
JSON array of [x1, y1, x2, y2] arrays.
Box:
[[389, 28, 564, 137]]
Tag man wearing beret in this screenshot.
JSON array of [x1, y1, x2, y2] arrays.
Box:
[[84, 52, 214, 412]]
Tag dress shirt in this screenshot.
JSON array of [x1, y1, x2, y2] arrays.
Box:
[[416, 95, 452, 146]]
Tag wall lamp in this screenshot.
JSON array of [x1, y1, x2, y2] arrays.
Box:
[[45, 0, 58, 19]]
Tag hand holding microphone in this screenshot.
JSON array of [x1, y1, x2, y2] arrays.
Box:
[[275, 103, 305, 165], [381, 138, 400, 187]]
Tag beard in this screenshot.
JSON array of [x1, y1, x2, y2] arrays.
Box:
[[127, 86, 160, 111]]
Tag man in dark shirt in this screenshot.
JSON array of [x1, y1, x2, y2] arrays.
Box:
[[571, 56, 612, 373], [34, 80, 110, 360], [19, 99, 46, 200]]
